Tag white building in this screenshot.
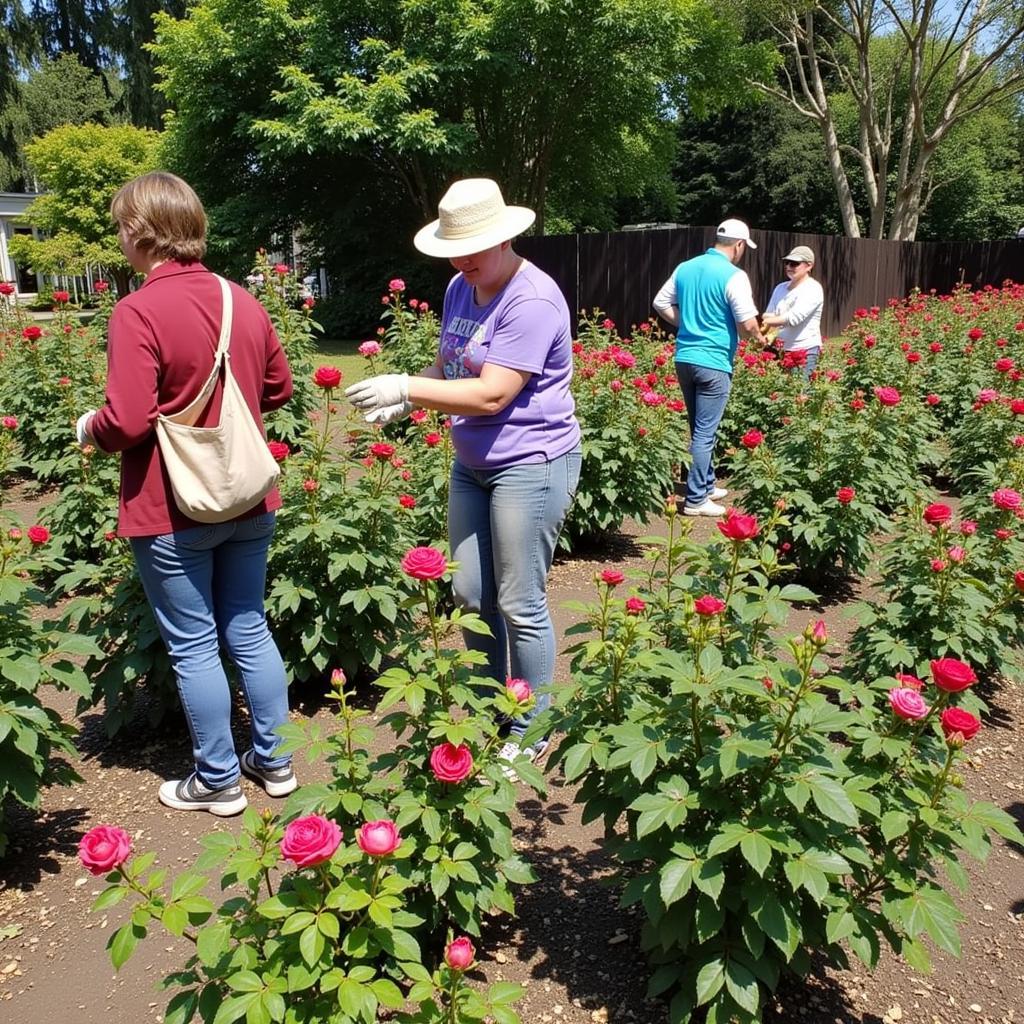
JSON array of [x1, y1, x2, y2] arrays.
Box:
[[0, 191, 42, 295]]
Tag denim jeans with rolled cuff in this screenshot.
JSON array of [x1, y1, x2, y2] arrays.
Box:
[[130, 513, 290, 789], [675, 362, 732, 507], [448, 447, 582, 739]]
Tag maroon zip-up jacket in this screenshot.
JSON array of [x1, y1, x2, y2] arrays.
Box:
[[90, 261, 293, 537]]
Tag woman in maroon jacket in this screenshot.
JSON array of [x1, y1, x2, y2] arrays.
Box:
[[78, 172, 295, 816]]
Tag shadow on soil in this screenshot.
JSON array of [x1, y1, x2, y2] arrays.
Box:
[[1, 803, 90, 887]]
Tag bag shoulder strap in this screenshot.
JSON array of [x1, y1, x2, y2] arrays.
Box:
[[159, 275, 235, 427]]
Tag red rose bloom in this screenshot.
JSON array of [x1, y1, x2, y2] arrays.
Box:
[[716, 508, 760, 542], [369, 442, 395, 460], [930, 657, 977, 692], [52, 290, 69, 303], [2, 415, 17, 429], [27, 525, 50, 545], [925, 393, 940, 405], [424, 432, 442, 447], [995, 358, 1014, 373], [600, 569, 625, 586], [940, 706, 980, 742], [313, 365, 342, 389], [429, 742, 473, 783], [78, 825, 132, 876], [398, 494, 417, 509], [267, 440, 290, 462], [923, 503, 952, 525], [0, 282, 14, 296], [273, 263, 290, 275], [874, 386, 901, 406], [836, 487, 855, 504], [400, 546, 448, 580], [625, 596, 646, 615], [967, 327, 983, 341], [741, 429, 764, 448], [1014, 570, 1024, 592], [22, 325, 42, 340], [693, 595, 726, 616], [1011, 400, 1024, 415]]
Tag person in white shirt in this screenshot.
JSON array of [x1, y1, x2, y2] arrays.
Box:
[[761, 245, 824, 377]]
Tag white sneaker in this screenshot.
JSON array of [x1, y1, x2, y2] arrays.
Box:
[[683, 498, 725, 517], [497, 741, 523, 781], [709, 486, 728, 500]]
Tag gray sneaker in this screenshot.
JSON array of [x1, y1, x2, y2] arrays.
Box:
[[158, 772, 248, 816], [240, 749, 297, 798], [497, 738, 550, 783]]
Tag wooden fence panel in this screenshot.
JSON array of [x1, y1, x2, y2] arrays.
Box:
[[518, 228, 1024, 339]]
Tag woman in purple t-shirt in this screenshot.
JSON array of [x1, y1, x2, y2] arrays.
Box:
[[346, 179, 581, 777]]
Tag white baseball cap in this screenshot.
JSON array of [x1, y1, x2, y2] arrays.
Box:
[[716, 218, 757, 249]]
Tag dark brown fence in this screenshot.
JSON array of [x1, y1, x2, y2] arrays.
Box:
[[515, 228, 1024, 337]]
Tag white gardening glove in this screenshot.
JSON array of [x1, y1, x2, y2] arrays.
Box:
[[344, 373, 409, 412], [365, 400, 413, 425], [76, 410, 97, 447]]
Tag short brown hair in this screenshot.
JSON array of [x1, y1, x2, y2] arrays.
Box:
[[110, 171, 208, 262]]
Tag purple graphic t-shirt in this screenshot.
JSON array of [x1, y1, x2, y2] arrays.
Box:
[[440, 261, 580, 469]]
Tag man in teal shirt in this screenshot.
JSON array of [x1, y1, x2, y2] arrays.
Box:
[[653, 219, 765, 516]]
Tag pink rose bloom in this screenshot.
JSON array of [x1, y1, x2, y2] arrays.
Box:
[[809, 619, 828, 644], [410, 409, 428, 424], [507, 678, 533, 702], [445, 936, 475, 971], [78, 825, 133, 875], [2, 415, 17, 429], [874, 386, 901, 406], [930, 657, 977, 692], [281, 815, 342, 867], [959, 520, 977, 536], [693, 595, 726, 616], [993, 488, 1023, 511], [302, 479, 319, 492], [356, 820, 401, 857], [612, 350, 636, 369], [624, 596, 646, 615], [429, 742, 473, 783], [930, 559, 946, 572], [358, 341, 382, 357], [389, 278, 406, 292], [947, 545, 966, 563], [401, 546, 448, 580], [888, 687, 929, 721], [976, 388, 999, 405]]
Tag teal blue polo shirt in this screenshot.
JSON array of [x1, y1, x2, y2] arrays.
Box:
[[673, 248, 742, 374]]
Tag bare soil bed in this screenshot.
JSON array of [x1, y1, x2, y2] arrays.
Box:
[[2, 505, 1023, 1024]]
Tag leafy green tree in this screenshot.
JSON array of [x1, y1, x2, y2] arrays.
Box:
[[9, 123, 160, 294], [0, 2, 38, 189]]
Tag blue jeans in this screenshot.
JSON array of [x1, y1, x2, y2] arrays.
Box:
[[448, 447, 582, 738], [130, 513, 290, 789], [676, 362, 732, 506]]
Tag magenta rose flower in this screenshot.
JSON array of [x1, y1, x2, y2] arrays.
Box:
[[693, 595, 726, 616], [874, 386, 901, 406], [430, 743, 473, 783], [717, 509, 760, 542], [389, 277, 406, 293], [369, 441, 395, 460], [507, 678, 533, 702], [923, 503, 952, 525], [930, 657, 977, 692], [356, 820, 401, 857], [313, 365, 342, 389], [280, 814, 342, 867], [888, 687, 929, 721], [445, 936, 475, 971], [940, 706, 981, 742], [600, 569, 625, 586], [78, 825, 133, 876], [401, 546, 448, 580], [625, 596, 646, 615], [992, 488, 1023, 511]]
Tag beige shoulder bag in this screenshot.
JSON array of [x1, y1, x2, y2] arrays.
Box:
[[154, 275, 281, 524]]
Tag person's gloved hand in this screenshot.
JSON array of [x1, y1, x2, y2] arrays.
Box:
[[365, 400, 413, 425], [344, 373, 409, 412], [76, 410, 97, 447]]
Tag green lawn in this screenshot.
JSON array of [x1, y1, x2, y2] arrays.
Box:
[[315, 337, 366, 383]]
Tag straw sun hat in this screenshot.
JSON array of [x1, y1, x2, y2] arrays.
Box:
[[414, 178, 536, 258]]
